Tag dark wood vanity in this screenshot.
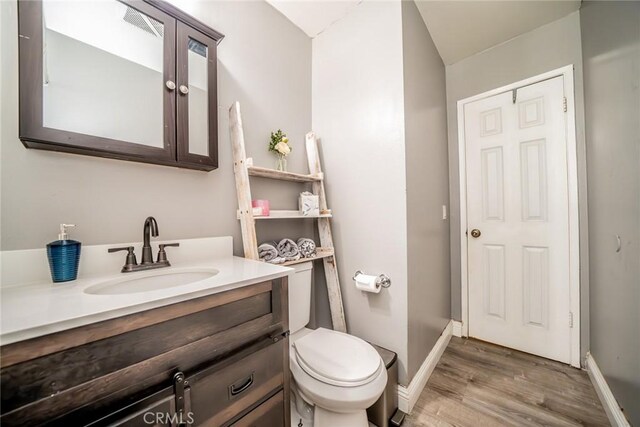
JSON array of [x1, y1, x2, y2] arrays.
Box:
[[18, 0, 222, 171], [0, 278, 290, 426]]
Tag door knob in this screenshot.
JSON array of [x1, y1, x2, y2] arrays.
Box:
[[165, 80, 176, 91], [470, 229, 481, 238], [179, 85, 189, 95]]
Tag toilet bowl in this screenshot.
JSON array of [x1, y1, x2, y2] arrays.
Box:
[[287, 262, 387, 427], [289, 328, 387, 426]]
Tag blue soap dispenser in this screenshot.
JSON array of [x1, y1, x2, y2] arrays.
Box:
[[47, 224, 81, 283]]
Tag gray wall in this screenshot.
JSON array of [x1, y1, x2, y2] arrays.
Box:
[[445, 11, 591, 359], [1, 0, 313, 254], [401, 0, 451, 381], [581, 2, 640, 424], [312, 0, 411, 384]]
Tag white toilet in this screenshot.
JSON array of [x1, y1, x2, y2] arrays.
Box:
[[288, 262, 387, 427]]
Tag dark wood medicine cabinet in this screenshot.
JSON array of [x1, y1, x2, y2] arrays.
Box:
[[18, 0, 224, 171]]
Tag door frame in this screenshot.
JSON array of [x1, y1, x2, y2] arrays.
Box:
[[456, 65, 581, 368]]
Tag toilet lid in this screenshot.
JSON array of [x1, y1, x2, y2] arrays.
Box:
[[293, 328, 382, 387]]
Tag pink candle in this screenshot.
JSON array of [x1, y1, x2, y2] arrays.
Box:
[[252, 199, 270, 216]]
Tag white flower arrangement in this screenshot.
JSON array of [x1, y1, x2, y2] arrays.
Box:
[[274, 140, 291, 155], [269, 129, 291, 157]]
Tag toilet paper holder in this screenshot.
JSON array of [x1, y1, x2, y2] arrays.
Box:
[[352, 270, 392, 289]]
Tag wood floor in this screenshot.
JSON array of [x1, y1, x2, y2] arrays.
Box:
[[405, 337, 609, 427]]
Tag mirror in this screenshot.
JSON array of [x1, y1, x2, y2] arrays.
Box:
[[19, 0, 223, 170], [42, 0, 164, 148], [187, 38, 209, 156]]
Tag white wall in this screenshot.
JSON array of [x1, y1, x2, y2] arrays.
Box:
[[445, 11, 590, 358], [1, 0, 314, 254], [312, 0, 410, 383]]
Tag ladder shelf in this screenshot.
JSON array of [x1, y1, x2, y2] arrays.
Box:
[[236, 210, 332, 220], [247, 165, 323, 183], [229, 101, 346, 333], [281, 247, 335, 267]]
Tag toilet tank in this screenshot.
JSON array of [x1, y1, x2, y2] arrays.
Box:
[[288, 261, 313, 334]]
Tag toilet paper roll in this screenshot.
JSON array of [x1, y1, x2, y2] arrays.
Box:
[[354, 273, 381, 294]]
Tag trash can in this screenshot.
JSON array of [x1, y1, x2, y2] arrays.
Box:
[[367, 343, 406, 427]]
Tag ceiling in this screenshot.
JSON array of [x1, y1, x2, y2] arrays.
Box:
[[266, 0, 581, 65], [265, 0, 362, 38], [415, 1, 581, 65]]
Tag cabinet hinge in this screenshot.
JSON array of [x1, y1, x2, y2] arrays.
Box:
[[563, 97, 568, 112], [569, 311, 574, 328], [173, 371, 192, 425]]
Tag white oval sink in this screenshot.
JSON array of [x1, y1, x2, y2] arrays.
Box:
[[84, 268, 219, 295]]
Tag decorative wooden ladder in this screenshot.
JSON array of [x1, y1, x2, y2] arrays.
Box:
[[229, 102, 347, 333]]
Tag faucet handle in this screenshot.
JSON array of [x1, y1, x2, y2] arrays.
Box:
[[108, 246, 135, 254], [108, 246, 138, 271], [157, 243, 179, 264], [158, 243, 180, 250]]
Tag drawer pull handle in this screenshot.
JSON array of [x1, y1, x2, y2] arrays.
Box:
[[230, 373, 254, 396]]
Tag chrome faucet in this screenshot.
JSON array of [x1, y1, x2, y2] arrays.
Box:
[[108, 217, 179, 273]]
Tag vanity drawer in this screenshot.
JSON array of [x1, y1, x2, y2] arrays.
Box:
[[190, 338, 285, 426], [230, 391, 284, 427]]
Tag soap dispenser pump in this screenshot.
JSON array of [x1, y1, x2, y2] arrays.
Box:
[[46, 224, 81, 283]]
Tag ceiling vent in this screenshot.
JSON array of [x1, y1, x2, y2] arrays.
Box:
[[123, 6, 164, 38]]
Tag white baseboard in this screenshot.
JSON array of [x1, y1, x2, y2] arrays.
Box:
[[397, 320, 452, 414], [452, 320, 462, 338], [585, 353, 630, 427]]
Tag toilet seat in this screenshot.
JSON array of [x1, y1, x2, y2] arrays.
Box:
[[290, 348, 387, 415], [293, 328, 383, 387]]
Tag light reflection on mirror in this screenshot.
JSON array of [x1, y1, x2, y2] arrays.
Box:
[[187, 38, 208, 157], [42, 0, 164, 148]]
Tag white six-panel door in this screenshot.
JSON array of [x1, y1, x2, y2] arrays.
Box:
[[465, 76, 571, 363]]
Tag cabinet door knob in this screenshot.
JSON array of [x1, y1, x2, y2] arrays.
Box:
[[165, 80, 176, 91], [179, 85, 189, 95]]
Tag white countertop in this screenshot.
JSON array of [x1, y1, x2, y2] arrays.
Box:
[[0, 237, 292, 345]]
